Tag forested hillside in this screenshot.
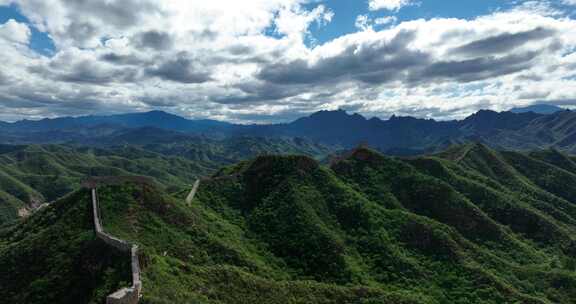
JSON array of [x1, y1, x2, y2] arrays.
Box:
[[2, 144, 576, 303]]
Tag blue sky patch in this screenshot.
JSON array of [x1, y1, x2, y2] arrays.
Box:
[[0, 4, 55, 56]]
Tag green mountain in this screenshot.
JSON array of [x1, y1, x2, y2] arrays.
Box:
[[0, 140, 336, 226], [2, 144, 576, 303]]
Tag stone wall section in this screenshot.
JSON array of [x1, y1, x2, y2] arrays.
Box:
[[185, 179, 200, 205]]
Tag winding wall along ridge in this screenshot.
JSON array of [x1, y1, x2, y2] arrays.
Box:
[[85, 176, 201, 303], [90, 187, 142, 304]]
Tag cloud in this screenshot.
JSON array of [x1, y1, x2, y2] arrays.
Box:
[[100, 53, 145, 66], [257, 26, 550, 88], [212, 82, 302, 104], [258, 30, 429, 86], [0, 0, 576, 123], [145, 53, 212, 84], [132, 30, 174, 50], [369, 0, 414, 11], [17, 0, 161, 48], [375, 16, 397, 26], [0, 19, 31, 44], [355, 15, 397, 31], [56, 61, 139, 84], [0, 71, 8, 86], [451, 27, 556, 56], [419, 51, 540, 83], [274, 4, 333, 41], [355, 15, 371, 31]]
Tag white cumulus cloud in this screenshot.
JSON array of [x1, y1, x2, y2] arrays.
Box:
[[0, 19, 31, 44], [369, 0, 414, 11]]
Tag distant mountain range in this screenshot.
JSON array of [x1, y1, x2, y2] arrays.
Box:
[[1, 104, 575, 154]]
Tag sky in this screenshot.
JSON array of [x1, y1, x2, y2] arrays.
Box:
[[0, 0, 576, 123]]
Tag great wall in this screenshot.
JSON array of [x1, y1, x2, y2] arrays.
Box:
[[90, 186, 142, 303], [83, 176, 201, 304], [185, 179, 200, 205]]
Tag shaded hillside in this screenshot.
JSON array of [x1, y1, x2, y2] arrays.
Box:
[[3, 145, 576, 303]]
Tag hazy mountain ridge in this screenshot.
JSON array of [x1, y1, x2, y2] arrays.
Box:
[[2, 106, 574, 154], [510, 104, 565, 114]]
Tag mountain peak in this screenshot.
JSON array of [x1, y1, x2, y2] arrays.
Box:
[[290, 110, 367, 128], [309, 109, 355, 118], [145, 110, 171, 115], [510, 104, 565, 114], [135, 110, 181, 118]]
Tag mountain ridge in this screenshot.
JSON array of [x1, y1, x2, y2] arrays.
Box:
[[4, 108, 576, 155]]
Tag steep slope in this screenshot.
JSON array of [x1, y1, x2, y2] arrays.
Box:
[[0, 190, 26, 224], [438, 144, 576, 235]]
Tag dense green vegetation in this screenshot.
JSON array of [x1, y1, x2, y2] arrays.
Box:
[[2, 143, 576, 303]]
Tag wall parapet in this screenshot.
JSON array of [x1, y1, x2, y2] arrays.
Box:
[[90, 187, 142, 304]]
